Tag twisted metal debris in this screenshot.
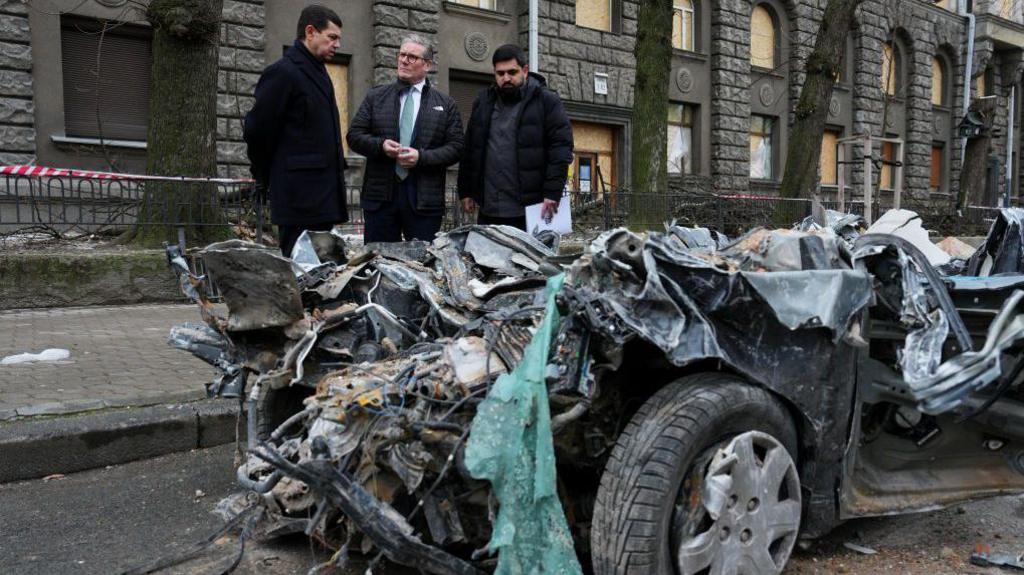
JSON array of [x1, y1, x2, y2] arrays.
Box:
[[165, 210, 1024, 574]]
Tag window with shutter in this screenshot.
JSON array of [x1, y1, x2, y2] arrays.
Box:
[[449, 75, 492, 131], [931, 144, 944, 193], [61, 17, 152, 141]]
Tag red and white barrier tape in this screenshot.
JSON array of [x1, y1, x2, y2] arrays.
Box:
[[0, 165, 253, 184]]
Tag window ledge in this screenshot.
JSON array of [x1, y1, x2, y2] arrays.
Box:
[[750, 67, 786, 80], [442, 2, 512, 23], [575, 23, 614, 33], [51, 135, 147, 150], [673, 49, 708, 62]]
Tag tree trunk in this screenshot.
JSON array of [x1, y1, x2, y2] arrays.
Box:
[[778, 0, 863, 199], [629, 0, 674, 229], [958, 97, 998, 211], [132, 0, 225, 247]]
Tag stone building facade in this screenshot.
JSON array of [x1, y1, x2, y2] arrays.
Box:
[[2, 0, 1024, 205]]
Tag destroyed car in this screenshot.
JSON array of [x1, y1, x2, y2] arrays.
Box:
[[167, 210, 1024, 575]]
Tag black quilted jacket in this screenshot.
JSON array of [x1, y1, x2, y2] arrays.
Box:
[[347, 79, 464, 211]]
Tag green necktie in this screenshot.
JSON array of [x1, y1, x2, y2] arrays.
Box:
[[396, 88, 415, 180]]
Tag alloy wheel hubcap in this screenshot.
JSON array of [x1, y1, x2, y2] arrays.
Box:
[[674, 431, 801, 575]]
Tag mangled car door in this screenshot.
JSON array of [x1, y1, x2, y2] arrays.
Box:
[[841, 228, 1024, 518]]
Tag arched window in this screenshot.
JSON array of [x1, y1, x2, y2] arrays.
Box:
[[931, 56, 946, 106], [750, 4, 776, 69], [882, 42, 902, 97], [672, 0, 695, 51]]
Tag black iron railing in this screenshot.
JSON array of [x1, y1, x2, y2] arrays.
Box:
[[0, 171, 1007, 245]]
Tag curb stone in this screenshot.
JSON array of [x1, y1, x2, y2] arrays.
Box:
[[0, 399, 244, 483], [3, 390, 208, 421]]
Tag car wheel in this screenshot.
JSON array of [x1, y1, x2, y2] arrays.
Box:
[[252, 383, 314, 442], [592, 374, 801, 575]]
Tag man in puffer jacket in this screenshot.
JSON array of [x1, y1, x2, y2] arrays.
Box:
[[457, 44, 573, 231]]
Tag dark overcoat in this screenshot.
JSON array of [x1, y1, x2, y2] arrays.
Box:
[[244, 40, 348, 226]]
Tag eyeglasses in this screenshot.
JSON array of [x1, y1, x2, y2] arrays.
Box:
[[398, 51, 429, 64]]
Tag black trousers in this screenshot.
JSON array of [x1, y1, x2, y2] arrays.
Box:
[[278, 222, 334, 258], [363, 178, 443, 242], [477, 211, 526, 231]]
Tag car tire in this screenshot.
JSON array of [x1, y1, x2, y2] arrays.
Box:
[[251, 383, 314, 442], [592, 373, 801, 575]]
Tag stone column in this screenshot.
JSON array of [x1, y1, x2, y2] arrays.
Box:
[[905, 21, 934, 199], [0, 0, 36, 165], [217, 0, 266, 178], [849, 0, 886, 194], [372, 0, 440, 87], [710, 0, 752, 194]]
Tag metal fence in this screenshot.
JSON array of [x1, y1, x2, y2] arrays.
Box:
[[0, 171, 1006, 246], [0, 172, 261, 239]]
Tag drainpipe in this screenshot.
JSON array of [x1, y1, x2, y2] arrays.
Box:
[[529, 0, 539, 70], [1007, 84, 1015, 207], [960, 0, 976, 167], [528, 0, 539, 70]]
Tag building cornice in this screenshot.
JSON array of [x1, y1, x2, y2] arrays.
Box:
[[441, 2, 512, 24], [975, 13, 1024, 49]]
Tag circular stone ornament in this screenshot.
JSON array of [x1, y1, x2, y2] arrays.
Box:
[[676, 68, 694, 93], [464, 32, 489, 62], [829, 95, 841, 118]]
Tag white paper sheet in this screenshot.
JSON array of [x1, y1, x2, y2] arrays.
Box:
[[525, 195, 572, 235]]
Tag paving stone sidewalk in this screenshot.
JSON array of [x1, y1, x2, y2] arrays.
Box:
[[0, 304, 216, 420]]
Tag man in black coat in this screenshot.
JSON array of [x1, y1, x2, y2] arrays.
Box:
[[244, 5, 348, 257], [457, 44, 574, 231], [347, 35, 464, 242]]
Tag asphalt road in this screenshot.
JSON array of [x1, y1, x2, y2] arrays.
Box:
[[0, 444, 334, 575], [2, 444, 1023, 574]]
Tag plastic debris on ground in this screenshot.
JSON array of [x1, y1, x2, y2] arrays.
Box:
[[1, 348, 71, 365]]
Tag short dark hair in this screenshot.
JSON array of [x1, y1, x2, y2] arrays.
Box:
[[296, 5, 342, 39], [492, 44, 527, 67]]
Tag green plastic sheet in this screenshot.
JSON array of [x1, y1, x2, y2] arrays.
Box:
[[464, 273, 583, 575]]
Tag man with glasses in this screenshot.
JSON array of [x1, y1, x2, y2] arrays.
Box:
[[347, 36, 464, 242], [244, 5, 348, 257], [457, 44, 573, 231]]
